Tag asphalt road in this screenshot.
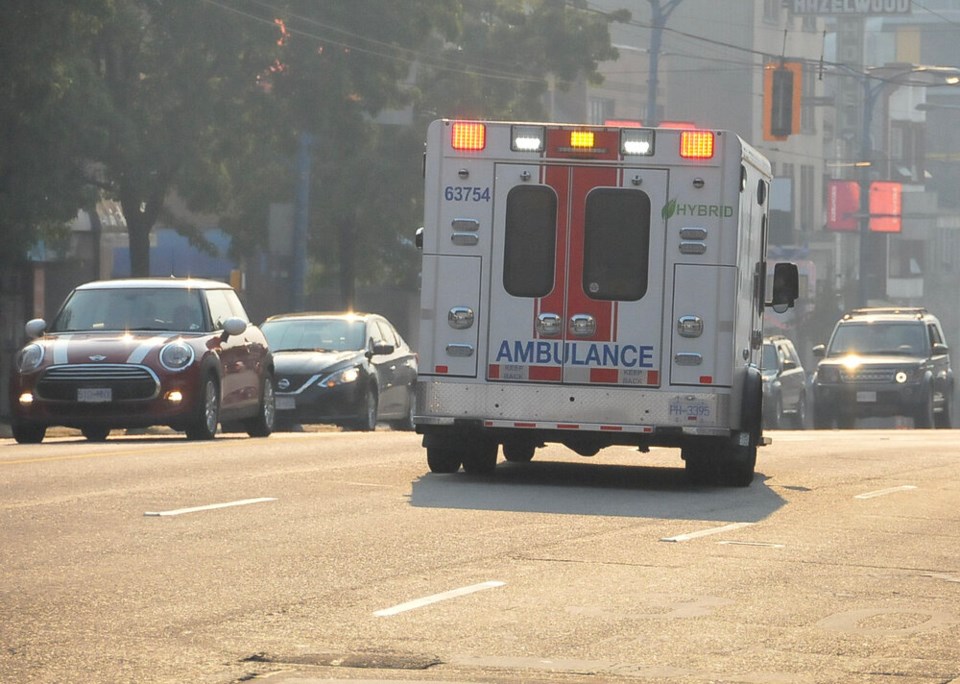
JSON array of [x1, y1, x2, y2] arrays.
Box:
[[1, 426, 959, 684]]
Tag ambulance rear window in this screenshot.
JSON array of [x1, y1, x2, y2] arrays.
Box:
[[582, 188, 650, 301], [503, 185, 557, 298]]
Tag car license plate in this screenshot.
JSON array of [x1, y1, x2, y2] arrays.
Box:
[[78, 388, 112, 403], [856, 391, 877, 403], [275, 396, 296, 410]]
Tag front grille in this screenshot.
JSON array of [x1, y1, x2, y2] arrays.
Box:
[[841, 368, 897, 383], [276, 373, 317, 393], [36, 364, 160, 401]]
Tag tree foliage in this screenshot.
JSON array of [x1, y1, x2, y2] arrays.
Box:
[[0, 2, 110, 263], [3, 0, 624, 291]]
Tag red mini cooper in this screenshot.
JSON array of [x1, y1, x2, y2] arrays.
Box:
[[9, 278, 275, 443]]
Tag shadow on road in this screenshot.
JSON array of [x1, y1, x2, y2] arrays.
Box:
[[409, 459, 785, 522]]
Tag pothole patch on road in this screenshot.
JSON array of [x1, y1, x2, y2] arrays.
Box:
[[242, 650, 443, 670]]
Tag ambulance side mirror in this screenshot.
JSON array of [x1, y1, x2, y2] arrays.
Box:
[[767, 262, 799, 314]]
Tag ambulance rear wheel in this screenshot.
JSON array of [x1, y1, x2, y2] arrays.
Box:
[[719, 443, 756, 487], [461, 442, 498, 475], [503, 442, 535, 463], [682, 448, 715, 486], [427, 447, 461, 474]]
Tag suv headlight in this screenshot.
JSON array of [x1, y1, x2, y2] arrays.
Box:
[[16, 344, 44, 373], [322, 367, 360, 388], [160, 341, 195, 371]]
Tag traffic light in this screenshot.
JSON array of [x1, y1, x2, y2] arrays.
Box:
[[763, 62, 802, 140]]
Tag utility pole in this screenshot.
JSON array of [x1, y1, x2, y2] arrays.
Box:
[[645, 0, 684, 127], [291, 131, 313, 312]]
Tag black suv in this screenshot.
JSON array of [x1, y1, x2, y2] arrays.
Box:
[[812, 307, 953, 429]]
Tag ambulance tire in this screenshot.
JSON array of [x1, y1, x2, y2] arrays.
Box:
[[681, 448, 715, 486], [502, 442, 535, 463], [461, 442, 499, 475], [427, 447, 461, 474], [718, 443, 756, 488]]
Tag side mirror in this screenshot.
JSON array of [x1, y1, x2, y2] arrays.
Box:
[[25, 318, 47, 339], [371, 343, 395, 356], [767, 262, 799, 313], [933, 342, 949, 355], [812, 344, 826, 358], [415, 226, 423, 250], [221, 316, 248, 341]]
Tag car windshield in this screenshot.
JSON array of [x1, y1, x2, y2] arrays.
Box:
[[262, 319, 366, 352], [761, 343, 778, 371], [50, 288, 209, 333], [828, 322, 926, 356]]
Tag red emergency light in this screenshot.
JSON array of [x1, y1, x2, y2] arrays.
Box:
[[451, 122, 486, 151], [679, 131, 714, 159]]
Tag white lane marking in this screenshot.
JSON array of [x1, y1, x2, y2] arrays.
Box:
[[374, 580, 506, 617], [660, 522, 754, 543], [144, 497, 277, 517], [854, 485, 917, 499], [717, 540, 785, 548]]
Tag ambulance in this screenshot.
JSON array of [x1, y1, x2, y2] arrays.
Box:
[[414, 119, 798, 486]]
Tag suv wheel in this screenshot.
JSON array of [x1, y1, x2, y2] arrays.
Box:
[[914, 390, 936, 429], [935, 393, 952, 428]]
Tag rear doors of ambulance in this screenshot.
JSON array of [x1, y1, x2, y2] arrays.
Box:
[[487, 129, 669, 388]]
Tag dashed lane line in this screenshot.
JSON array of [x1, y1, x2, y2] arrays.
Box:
[[144, 497, 277, 517], [374, 581, 506, 617]]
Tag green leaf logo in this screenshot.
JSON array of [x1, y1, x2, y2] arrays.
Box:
[[662, 198, 677, 221]]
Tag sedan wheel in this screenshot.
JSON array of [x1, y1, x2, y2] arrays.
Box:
[[186, 376, 220, 440], [390, 387, 416, 431], [244, 375, 276, 437], [353, 387, 378, 431]]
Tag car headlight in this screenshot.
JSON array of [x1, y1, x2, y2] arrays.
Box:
[[160, 341, 195, 371], [16, 344, 44, 373], [322, 366, 360, 388]]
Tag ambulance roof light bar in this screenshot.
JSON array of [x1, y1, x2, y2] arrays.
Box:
[[679, 130, 715, 159]]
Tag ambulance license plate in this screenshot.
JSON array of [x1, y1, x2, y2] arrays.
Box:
[[669, 396, 711, 422], [275, 396, 296, 410], [856, 391, 877, 403], [78, 388, 112, 403]]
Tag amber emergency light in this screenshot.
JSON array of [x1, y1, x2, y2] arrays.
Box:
[[451, 122, 486, 151], [679, 131, 714, 159]]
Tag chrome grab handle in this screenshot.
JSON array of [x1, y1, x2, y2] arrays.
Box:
[[569, 314, 596, 337], [537, 313, 562, 337]]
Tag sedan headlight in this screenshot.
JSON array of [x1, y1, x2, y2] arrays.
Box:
[[160, 341, 195, 371], [16, 344, 44, 373], [322, 366, 360, 388]]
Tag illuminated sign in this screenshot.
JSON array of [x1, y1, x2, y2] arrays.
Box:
[[788, 0, 911, 15]]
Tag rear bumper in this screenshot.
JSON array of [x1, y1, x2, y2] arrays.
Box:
[[415, 378, 735, 439]]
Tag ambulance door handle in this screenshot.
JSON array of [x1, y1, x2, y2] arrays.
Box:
[[569, 314, 596, 337], [537, 313, 562, 337]]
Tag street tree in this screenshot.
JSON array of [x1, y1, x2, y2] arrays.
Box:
[[0, 2, 111, 264]]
